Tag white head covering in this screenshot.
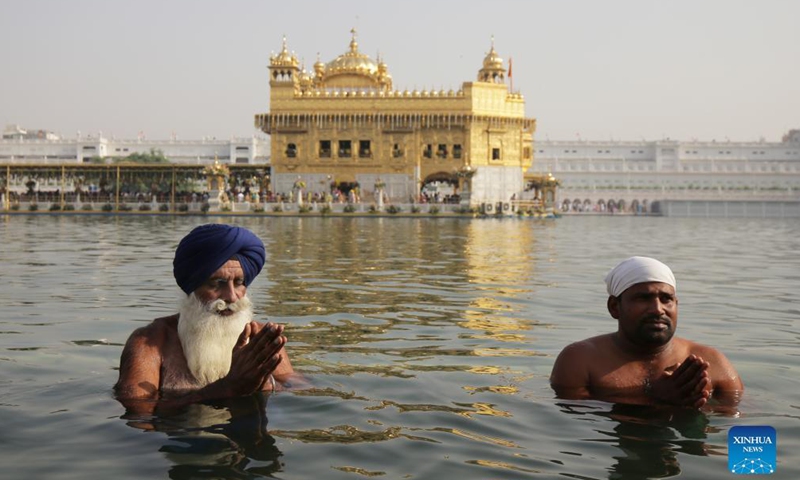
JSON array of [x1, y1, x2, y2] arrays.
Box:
[[604, 256, 676, 297]]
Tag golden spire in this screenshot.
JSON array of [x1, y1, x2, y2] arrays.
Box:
[[478, 35, 505, 82], [349, 27, 359, 53], [270, 34, 299, 68]]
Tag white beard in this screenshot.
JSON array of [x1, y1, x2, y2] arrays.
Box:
[[177, 292, 253, 387]]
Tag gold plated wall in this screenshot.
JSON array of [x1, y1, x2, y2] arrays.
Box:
[[256, 31, 537, 204]]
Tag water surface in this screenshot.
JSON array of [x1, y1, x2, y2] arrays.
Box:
[[1, 215, 798, 479]]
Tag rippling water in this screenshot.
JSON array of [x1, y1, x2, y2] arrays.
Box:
[[1, 214, 798, 479]]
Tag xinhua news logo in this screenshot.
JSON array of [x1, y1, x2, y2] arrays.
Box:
[[728, 426, 776, 475]]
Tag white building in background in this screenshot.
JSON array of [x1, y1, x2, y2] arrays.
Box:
[[0, 124, 270, 165], [528, 130, 800, 213], [4, 123, 800, 215]]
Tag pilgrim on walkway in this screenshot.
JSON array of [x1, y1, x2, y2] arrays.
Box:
[[550, 256, 743, 408], [115, 224, 299, 414]]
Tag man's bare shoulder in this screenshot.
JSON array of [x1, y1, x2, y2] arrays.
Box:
[[550, 334, 614, 397], [551, 334, 613, 377], [557, 333, 614, 358], [125, 314, 179, 347], [671, 337, 725, 359], [115, 314, 180, 397], [667, 337, 744, 393], [152, 314, 179, 331]]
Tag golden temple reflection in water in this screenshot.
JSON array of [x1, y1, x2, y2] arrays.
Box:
[[255, 218, 543, 390], [458, 219, 541, 345]]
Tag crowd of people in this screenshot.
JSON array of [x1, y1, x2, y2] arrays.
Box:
[[3, 176, 478, 210]]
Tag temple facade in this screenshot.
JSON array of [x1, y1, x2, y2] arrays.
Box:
[[255, 31, 541, 208]]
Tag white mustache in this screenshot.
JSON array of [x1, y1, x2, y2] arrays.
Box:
[[207, 296, 252, 313]]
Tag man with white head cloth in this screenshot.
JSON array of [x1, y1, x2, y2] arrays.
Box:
[[115, 224, 300, 414], [550, 256, 743, 408]]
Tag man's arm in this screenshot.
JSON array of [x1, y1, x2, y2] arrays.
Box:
[[244, 322, 308, 390], [114, 324, 169, 415], [115, 325, 163, 400], [550, 342, 592, 400], [697, 346, 744, 404]]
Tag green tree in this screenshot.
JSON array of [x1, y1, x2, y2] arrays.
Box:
[[117, 148, 170, 164]]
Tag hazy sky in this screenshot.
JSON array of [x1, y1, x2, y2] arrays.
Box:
[[2, 0, 798, 142]]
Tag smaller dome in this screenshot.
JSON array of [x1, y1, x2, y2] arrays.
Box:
[[377, 52, 389, 73], [483, 46, 504, 70], [314, 53, 325, 73], [298, 68, 313, 88], [270, 36, 299, 68], [477, 37, 506, 83]]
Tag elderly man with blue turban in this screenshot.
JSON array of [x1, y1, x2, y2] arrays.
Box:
[[115, 224, 297, 413], [550, 256, 743, 408]]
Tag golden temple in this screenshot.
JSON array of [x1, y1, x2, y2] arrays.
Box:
[[255, 30, 553, 209]]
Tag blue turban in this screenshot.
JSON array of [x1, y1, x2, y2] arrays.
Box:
[[173, 224, 266, 295]]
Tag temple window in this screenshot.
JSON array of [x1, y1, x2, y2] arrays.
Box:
[[359, 140, 371, 158], [392, 143, 404, 158], [423, 144, 433, 159], [453, 144, 462, 159], [286, 143, 297, 158], [523, 147, 531, 159], [492, 148, 501, 160], [338, 140, 352, 158], [319, 140, 331, 158], [437, 144, 448, 158]]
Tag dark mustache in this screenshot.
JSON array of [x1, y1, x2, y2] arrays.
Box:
[[642, 315, 671, 324]]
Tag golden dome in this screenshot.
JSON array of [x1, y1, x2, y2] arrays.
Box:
[[298, 67, 313, 88], [270, 35, 299, 68], [483, 37, 504, 70], [314, 52, 325, 72], [478, 37, 506, 83], [325, 29, 379, 76], [483, 47, 503, 69]]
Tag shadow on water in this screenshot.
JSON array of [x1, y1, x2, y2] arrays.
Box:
[[119, 394, 283, 479], [555, 401, 723, 479]]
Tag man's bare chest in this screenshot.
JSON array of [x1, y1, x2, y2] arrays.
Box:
[[159, 347, 201, 392], [589, 357, 681, 402]]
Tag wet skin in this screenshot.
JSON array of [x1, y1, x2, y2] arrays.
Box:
[[115, 260, 300, 415], [550, 282, 743, 408]]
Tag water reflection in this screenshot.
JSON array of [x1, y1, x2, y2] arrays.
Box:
[[557, 401, 719, 479], [119, 394, 282, 479], [4, 216, 797, 479], [254, 219, 546, 391]]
